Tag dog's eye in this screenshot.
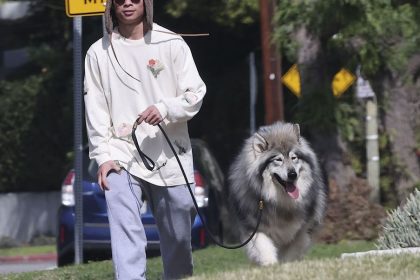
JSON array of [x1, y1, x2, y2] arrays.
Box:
[[274, 158, 283, 162], [291, 156, 298, 161]]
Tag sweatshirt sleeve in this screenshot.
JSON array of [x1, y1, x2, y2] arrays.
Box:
[[158, 38, 206, 123], [84, 51, 113, 166]]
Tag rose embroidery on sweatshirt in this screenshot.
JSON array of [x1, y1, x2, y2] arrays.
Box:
[[147, 59, 164, 78], [116, 123, 132, 139]]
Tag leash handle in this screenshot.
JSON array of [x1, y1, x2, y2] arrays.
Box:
[[132, 120, 264, 249]]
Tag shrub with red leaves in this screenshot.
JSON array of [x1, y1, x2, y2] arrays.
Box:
[[317, 178, 387, 243]]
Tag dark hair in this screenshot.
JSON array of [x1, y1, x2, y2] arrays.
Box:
[[110, 2, 118, 27], [104, 0, 153, 35]]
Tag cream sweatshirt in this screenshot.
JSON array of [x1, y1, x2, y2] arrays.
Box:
[[84, 24, 206, 186]]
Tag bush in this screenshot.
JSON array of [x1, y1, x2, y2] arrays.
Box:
[[0, 72, 73, 192], [318, 178, 387, 243], [0, 76, 42, 191], [0, 236, 21, 248], [376, 189, 420, 249]]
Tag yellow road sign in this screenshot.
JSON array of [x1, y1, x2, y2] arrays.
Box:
[[281, 64, 301, 98], [65, 0, 106, 17], [332, 68, 356, 97]]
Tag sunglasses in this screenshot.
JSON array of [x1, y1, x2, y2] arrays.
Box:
[[114, 0, 141, 6]]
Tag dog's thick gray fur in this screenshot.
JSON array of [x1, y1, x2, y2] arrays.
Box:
[[227, 122, 327, 265]]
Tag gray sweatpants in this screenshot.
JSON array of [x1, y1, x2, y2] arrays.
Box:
[[105, 170, 196, 280]]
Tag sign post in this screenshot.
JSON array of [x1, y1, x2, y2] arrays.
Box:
[[72, 15, 84, 265], [65, 0, 106, 265]]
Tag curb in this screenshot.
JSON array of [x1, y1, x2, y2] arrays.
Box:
[[341, 247, 420, 258], [0, 253, 57, 264]]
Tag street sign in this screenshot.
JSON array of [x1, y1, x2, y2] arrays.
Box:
[[356, 72, 375, 99], [331, 68, 356, 97], [281, 64, 301, 97], [65, 0, 106, 17]]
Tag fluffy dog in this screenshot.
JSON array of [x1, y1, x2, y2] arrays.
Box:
[[227, 122, 327, 265]]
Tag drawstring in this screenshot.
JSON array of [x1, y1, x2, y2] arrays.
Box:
[[153, 30, 210, 37], [127, 171, 144, 218]]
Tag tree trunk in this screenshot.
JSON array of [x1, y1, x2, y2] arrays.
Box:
[[381, 57, 420, 202]]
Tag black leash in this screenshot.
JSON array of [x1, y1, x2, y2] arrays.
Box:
[[132, 119, 264, 249]]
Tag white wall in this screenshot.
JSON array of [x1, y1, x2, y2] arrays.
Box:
[[0, 1, 31, 20], [0, 192, 60, 243]]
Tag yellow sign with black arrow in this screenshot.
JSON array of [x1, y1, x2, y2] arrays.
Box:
[[281, 64, 301, 98], [331, 68, 356, 97]]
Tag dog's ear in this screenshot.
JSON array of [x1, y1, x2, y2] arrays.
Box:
[[252, 132, 268, 154], [293, 123, 300, 142]]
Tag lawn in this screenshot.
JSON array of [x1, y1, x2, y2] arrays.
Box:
[[0, 245, 55, 257], [3, 241, 420, 280]]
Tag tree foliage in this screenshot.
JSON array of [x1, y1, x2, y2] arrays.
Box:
[[274, 0, 420, 77], [164, 0, 259, 27]]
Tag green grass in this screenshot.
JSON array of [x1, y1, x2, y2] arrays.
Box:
[[3, 241, 418, 280], [189, 254, 420, 280], [305, 240, 376, 259], [0, 245, 55, 257]]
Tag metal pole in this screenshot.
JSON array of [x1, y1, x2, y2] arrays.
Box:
[[73, 16, 84, 265], [366, 97, 380, 203], [249, 52, 257, 134], [259, 0, 284, 124]]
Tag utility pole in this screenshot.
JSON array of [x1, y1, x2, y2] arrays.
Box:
[[259, 0, 284, 124], [249, 52, 257, 134]]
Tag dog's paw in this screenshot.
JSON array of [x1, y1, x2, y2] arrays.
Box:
[[246, 232, 278, 266], [257, 257, 278, 266]]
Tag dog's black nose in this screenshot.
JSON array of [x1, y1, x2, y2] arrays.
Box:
[[288, 170, 297, 180]]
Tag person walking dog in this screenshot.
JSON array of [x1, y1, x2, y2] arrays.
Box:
[[83, 0, 206, 278]]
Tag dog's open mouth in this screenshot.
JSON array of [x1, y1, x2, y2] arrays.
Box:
[[273, 174, 300, 200]]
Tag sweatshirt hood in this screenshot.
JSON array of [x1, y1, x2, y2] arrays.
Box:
[[104, 0, 153, 35]]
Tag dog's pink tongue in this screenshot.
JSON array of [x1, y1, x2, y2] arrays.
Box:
[[286, 183, 299, 199]]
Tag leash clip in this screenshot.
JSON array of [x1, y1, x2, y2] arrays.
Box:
[[259, 200, 264, 210]]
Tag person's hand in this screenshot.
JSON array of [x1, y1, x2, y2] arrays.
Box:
[[137, 105, 163, 126], [97, 160, 121, 191]]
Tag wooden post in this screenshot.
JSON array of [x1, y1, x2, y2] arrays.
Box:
[[259, 0, 284, 124], [366, 98, 380, 203]]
